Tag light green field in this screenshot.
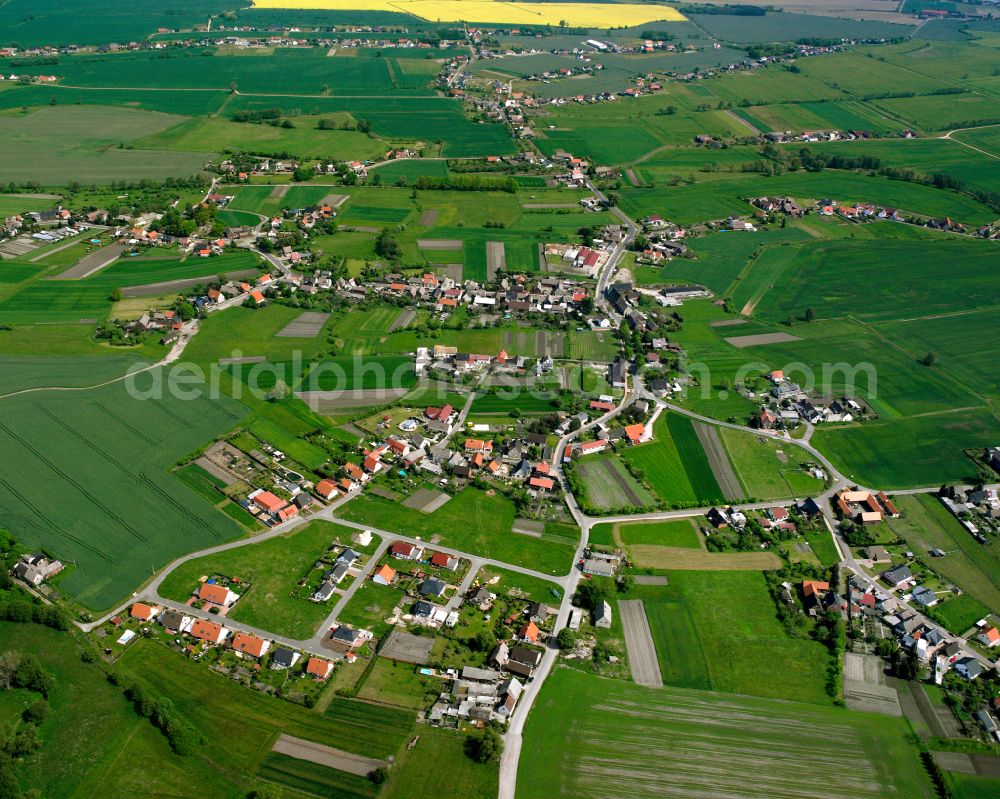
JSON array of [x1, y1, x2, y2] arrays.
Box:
[[0, 105, 211, 184], [519, 667, 935, 799], [721, 428, 825, 500]]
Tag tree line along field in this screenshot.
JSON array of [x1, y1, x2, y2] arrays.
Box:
[[1, 621, 439, 799], [519, 667, 936, 799], [0, 372, 248, 611]]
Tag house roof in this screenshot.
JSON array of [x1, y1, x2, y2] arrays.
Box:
[[231, 632, 268, 657], [306, 657, 333, 678], [198, 582, 232, 605], [391, 541, 418, 558], [253, 491, 285, 513], [430, 551, 455, 568], [374, 564, 397, 583], [519, 621, 540, 642], [316, 478, 337, 497], [623, 423, 644, 442], [529, 476, 554, 490], [190, 618, 224, 642], [130, 602, 155, 621]]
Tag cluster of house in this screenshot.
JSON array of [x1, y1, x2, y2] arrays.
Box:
[[939, 482, 1000, 545], [757, 371, 865, 428], [243, 487, 306, 526], [565, 421, 645, 459], [369, 542, 462, 629], [11, 553, 63, 587], [310, 540, 372, 603], [430, 665, 524, 724], [2, 206, 90, 245], [834, 488, 899, 525], [330, 271, 595, 318], [128, 601, 366, 674]]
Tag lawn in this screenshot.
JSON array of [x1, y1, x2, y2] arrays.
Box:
[[720, 427, 825, 500], [887, 493, 1000, 616], [336, 580, 405, 636], [158, 520, 362, 639], [518, 668, 936, 799], [337, 487, 575, 575], [0, 368, 247, 610], [475, 565, 564, 604], [382, 728, 498, 799]]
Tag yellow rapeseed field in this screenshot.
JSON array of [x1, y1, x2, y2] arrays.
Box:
[[250, 0, 686, 28]]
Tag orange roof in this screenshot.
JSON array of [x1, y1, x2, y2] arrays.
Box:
[[199, 582, 232, 605], [520, 621, 540, 642], [253, 491, 285, 513], [984, 627, 1000, 643], [130, 602, 154, 621], [487, 460, 500, 473], [801, 580, 830, 599], [190, 618, 225, 642], [529, 477, 554, 490], [250, 290, 265, 303], [306, 657, 333, 679], [374, 564, 396, 583], [535, 462, 550, 475], [316, 479, 337, 498], [345, 463, 364, 481], [231, 632, 268, 657], [277, 505, 298, 522], [624, 423, 644, 443]]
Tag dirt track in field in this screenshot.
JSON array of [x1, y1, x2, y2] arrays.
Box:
[[619, 600, 663, 688], [271, 734, 385, 776], [692, 422, 742, 502]]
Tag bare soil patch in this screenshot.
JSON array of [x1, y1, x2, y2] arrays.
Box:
[[271, 734, 385, 777], [513, 518, 544, 537], [121, 268, 258, 298], [630, 546, 782, 570], [418, 209, 439, 226], [523, 202, 578, 209], [321, 193, 348, 208], [693, 422, 742, 501], [402, 487, 450, 513], [486, 241, 506, 279], [380, 629, 435, 664], [275, 311, 330, 338], [724, 331, 802, 348], [709, 318, 749, 328], [269, 184, 290, 198], [218, 355, 266, 365], [52, 243, 127, 279], [632, 575, 669, 586], [388, 307, 416, 333], [297, 387, 410, 411], [418, 238, 462, 250], [618, 600, 663, 688]]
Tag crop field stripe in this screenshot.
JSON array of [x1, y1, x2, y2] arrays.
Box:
[[666, 414, 724, 502]]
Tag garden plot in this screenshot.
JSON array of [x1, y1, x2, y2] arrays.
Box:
[[418, 209, 439, 225], [842, 653, 902, 716], [693, 422, 742, 502], [513, 519, 545, 537], [275, 311, 330, 338]]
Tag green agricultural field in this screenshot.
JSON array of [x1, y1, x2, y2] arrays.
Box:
[[575, 454, 656, 510], [944, 772, 1000, 799], [878, 308, 1000, 399], [135, 116, 391, 161], [382, 728, 498, 799], [720, 428, 825, 500], [519, 668, 936, 799], [887, 493, 1000, 615], [620, 170, 996, 226], [0, 193, 59, 216], [0, 105, 212, 184], [617, 518, 702, 548], [751, 236, 1000, 325], [628, 570, 833, 703], [0, 369, 247, 609], [622, 412, 725, 506], [692, 11, 914, 44], [811, 409, 1000, 489], [158, 520, 363, 639], [337, 487, 575, 575]]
